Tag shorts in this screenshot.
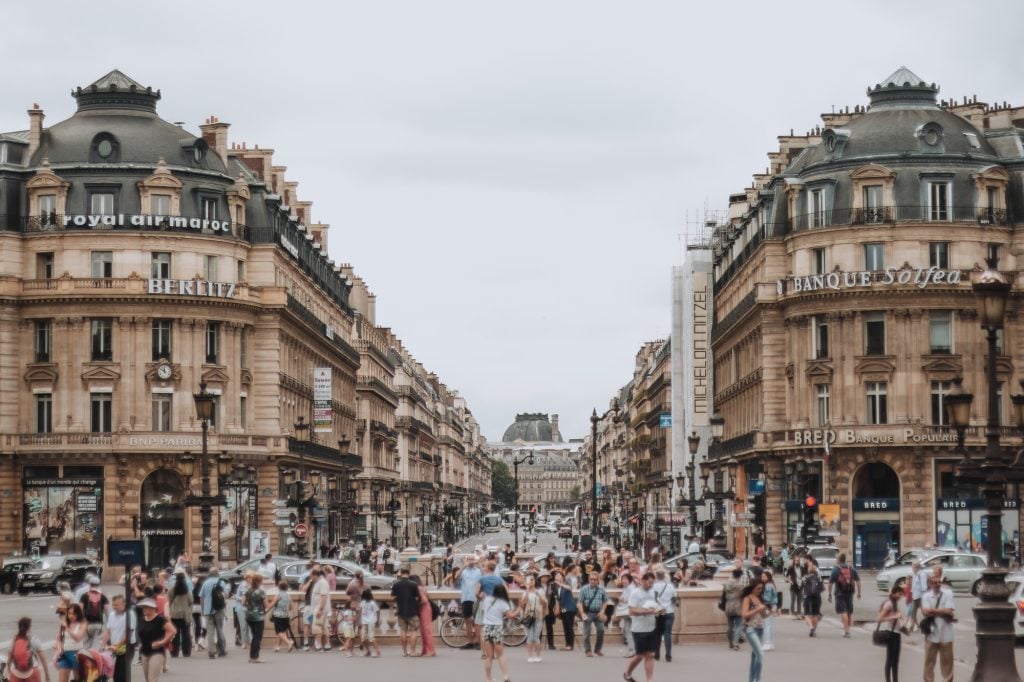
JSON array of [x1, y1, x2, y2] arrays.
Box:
[[632, 631, 658, 655], [482, 624, 505, 643], [834, 592, 854, 614], [56, 651, 79, 670], [397, 615, 420, 633], [341, 622, 355, 639], [461, 601, 475, 619], [302, 605, 314, 625], [362, 623, 376, 641], [311, 609, 330, 635], [804, 595, 822, 617], [273, 616, 290, 634]]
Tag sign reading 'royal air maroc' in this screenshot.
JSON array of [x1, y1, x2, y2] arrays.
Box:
[[776, 265, 962, 295], [63, 214, 232, 233]]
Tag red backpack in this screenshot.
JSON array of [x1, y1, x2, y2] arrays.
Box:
[[11, 637, 33, 673]]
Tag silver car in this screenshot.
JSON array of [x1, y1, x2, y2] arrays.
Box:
[[877, 552, 988, 594]]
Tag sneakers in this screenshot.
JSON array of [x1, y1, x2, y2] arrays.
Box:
[[843, 632, 850, 639]]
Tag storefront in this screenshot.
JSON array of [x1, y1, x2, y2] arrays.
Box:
[[23, 466, 105, 561], [852, 498, 900, 569], [139, 470, 185, 569], [219, 484, 257, 563], [935, 498, 1020, 560]]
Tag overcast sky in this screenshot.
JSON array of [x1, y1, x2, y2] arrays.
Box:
[[4, 1, 1022, 441]]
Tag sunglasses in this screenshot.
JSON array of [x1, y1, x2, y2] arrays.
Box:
[[56, 610, 67, 616]]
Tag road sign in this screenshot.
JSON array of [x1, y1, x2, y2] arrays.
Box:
[[271, 499, 288, 508], [733, 520, 752, 528], [737, 512, 755, 520], [293, 523, 308, 538], [273, 519, 292, 527], [274, 508, 297, 518]]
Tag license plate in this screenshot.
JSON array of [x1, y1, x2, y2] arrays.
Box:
[[21, 582, 34, 587]]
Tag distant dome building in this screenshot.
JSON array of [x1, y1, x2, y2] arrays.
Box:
[[489, 411, 577, 516], [501, 413, 562, 443]]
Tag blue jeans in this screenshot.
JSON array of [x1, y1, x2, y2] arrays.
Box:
[[659, 613, 675, 658], [727, 615, 743, 647], [746, 626, 764, 682]]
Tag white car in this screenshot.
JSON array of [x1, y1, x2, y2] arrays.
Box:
[[877, 552, 988, 594], [1007, 573, 1024, 638], [535, 523, 555, 533]]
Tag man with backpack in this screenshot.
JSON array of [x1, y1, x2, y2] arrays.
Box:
[[802, 561, 824, 637], [198, 568, 229, 658], [827, 553, 861, 638], [80, 575, 109, 648]]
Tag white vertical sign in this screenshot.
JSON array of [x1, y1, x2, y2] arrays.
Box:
[[313, 367, 333, 433]]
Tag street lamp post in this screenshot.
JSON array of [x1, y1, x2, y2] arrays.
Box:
[[947, 258, 1020, 682], [590, 400, 620, 542], [512, 452, 535, 554], [292, 416, 311, 556], [182, 382, 229, 574]]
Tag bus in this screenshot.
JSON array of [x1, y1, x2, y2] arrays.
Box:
[[483, 513, 501, 532], [502, 511, 518, 529], [547, 508, 572, 526]]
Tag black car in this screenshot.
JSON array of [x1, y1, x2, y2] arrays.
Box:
[[17, 554, 102, 594], [0, 559, 36, 594]]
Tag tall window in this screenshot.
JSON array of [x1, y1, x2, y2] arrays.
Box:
[[929, 242, 950, 269], [988, 243, 1001, 264], [931, 381, 951, 425], [91, 318, 113, 361], [90, 393, 112, 433], [34, 320, 51, 362], [863, 185, 884, 223], [151, 252, 171, 279], [816, 384, 831, 427], [151, 194, 171, 216], [928, 182, 950, 221], [996, 328, 1004, 354], [208, 395, 220, 429], [36, 252, 54, 279], [152, 394, 172, 432], [38, 195, 57, 225], [202, 198, 217, 221], [237, 259, 246, 282], [90, 193, 115, 216], [203, 255, 218, 280], [240, 396, 247, 430], [866, 382, 888, 425], [239, 328, 248, 368], [864, 312, 886, 355], [91, 251, 113, 279], [205, 322, 220, 363], [811, 190, 825, 227], [986, 187, 1001, 222], [812, 248, 826, 275], [35, 393, 52, 434], [152, 320, 172, 360], [864, 243, 884, 271], [812, 314, 829, 359], [929, 311, 952, 354]]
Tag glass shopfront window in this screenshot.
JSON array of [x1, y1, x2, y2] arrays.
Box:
[[23, 466, 104, 560], [219, 485, 257, 563], [935, 461, 1020, 562]]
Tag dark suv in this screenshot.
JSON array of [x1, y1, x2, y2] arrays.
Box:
[[17, 554, 102, 594], [0, 559, 36, 594]]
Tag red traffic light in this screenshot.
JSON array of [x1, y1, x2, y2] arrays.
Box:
[[805, 495, 817, 508]]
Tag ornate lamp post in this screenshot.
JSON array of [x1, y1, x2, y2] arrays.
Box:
[[590, 400, 620, 542], [182, 382, 230, 574], [949, 257, 1019, 682], [512, 452, 535, 553]]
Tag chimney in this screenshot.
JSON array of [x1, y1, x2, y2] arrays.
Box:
[[551, 414, 562, 443], [27, 104, 44, 160], [198, 115, 230, 165]]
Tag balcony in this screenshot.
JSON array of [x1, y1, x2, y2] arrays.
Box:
[[708, 430, 756, 459], [789, 205, 1014, 233], [288, 437, 364, 470]]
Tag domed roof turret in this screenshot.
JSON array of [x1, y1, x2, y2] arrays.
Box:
[[72, 69, 161, 113], [502, 413, 553, 443], [866, 66, 939, 109]]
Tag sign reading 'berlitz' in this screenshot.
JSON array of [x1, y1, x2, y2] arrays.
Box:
[[148, 278, 236, 299]]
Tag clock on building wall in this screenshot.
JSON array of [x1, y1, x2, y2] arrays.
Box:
[[157, 364, 173, 380]]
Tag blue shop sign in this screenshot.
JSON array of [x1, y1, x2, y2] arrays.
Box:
[[852, 498, 900, 512], [936, 498, 1019, 511], [748, 479, 766, 496], [659, 413, 672, 428]]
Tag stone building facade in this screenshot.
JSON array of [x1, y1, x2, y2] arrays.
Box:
[[490, 414, 582, 518], [709, 68, 1024, 566], [0, 70, 490, 570]]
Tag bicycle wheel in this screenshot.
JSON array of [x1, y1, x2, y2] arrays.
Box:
[[502, 619, 527, 647], [439, 616, 468, 648]]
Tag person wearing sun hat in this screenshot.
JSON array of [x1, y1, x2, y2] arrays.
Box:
[[136, 598, 176, 682]]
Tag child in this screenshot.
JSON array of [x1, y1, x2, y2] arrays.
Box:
[[269, 581, 296, 652], [339, 601, 357, 657], [359, 589, 381, 658]]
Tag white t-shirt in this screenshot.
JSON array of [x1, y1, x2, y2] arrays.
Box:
[[479, 596, 510, 626], [360, 600, 379, 625], [653, 581, 675, 615], [687, 541, 701, 554], [628, 587, 657, 633], [105, 610, 137, 645], [311, 578, 331, 612], [258, 561, 277, 581]]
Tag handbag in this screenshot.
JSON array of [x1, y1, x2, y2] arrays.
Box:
[[717, 587, 726, 612], [919, 616, 935, 636], [872, 620, 893, 647]]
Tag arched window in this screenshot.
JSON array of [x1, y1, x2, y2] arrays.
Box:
[[90, 133, 120, 163]]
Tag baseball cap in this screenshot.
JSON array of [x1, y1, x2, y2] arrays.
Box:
[[138, 598, 157, 609]]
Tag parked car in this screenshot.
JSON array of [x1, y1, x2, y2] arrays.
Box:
[[799, 545, 839, 572], [223, 555, 304, 594], [884, 547, 959, 569], [876, 552, 988, 594], [0, 559, 36, 594], [535, 523, 555, 533], [17, 554, 102, 594], [1007, 572, 1024, 638], [279, 559, 394, 591], [664, 551, 732, 573], [557, 525, 573, 538]]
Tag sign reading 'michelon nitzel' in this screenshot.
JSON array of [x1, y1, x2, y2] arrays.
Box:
[[777, 265, 961, 294], [63, 214, 232, 233]]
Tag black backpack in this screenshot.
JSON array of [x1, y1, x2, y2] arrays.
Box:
[[211, 581, 226, 611]]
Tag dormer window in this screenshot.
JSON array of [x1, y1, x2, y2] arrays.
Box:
[[192, 139, 207, 164], [916, 122, 944, 153], [90, 133, 120, 162]]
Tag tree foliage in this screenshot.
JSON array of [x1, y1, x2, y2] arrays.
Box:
[[491, 460, 516, 509], [568, 485, 581, 503]]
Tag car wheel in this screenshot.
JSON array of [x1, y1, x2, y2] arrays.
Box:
[[972, 579, 982, 596]]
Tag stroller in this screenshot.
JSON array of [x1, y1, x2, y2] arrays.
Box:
[[75, 650, 113, 682]]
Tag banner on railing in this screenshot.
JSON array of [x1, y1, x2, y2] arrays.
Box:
[[313, 367, 333, 433]]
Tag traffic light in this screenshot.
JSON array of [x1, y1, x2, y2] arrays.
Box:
[[803, 495, 818, 538]]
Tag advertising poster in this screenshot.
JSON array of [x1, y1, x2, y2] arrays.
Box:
[[313, 367, 333, 433], [818, 503, 840, 536], [249, 530, 270, 559], [219, 485, 257, 561], [24, 476, 104, 560]]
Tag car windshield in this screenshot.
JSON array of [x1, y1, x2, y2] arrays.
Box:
[[31, 558, 61, 570], [810, 548, 837, 558]]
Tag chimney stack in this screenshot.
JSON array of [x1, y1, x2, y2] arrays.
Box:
[[198, 115, 230, 165], [551, 414, 562, 443], [27, 104, 44, 160]]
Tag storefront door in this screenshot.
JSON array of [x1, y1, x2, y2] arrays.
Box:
[[139, 470, 186, 569]]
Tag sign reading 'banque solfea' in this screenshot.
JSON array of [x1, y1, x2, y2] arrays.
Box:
[[777, 265, 962, 295], [148, 279, 236, 298], [63, 214, 232, 233]]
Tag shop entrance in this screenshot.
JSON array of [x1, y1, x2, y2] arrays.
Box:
[[852, 462, 902, 568], [139, 470, 186, 569]]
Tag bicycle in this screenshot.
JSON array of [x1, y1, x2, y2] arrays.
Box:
[[439, 605, 527, 648]]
